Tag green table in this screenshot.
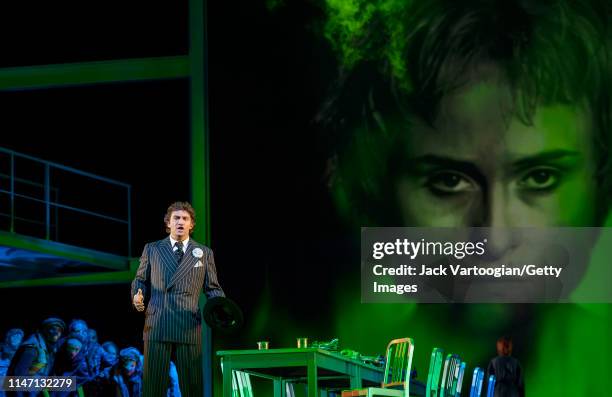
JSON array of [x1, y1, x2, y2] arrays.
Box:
[[217, 348, 384, 397]]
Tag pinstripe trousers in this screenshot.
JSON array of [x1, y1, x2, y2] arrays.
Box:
[[143, 340, 203, 397]]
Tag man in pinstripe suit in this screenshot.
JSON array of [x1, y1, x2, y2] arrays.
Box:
[[132, 201, 225, 397]]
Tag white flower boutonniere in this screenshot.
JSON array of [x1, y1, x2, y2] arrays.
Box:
[[193, 248, 204, 268]]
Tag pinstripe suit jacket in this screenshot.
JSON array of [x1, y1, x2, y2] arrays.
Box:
[[131, 237, 225, 345]]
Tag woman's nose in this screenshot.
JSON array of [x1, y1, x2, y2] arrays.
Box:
[[471, 183, 520, 259]]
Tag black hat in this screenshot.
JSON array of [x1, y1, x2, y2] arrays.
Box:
[[5, 328, 24, 338], [41, 317, 66, 332], [119, 347, 141, 363], [203, 297, 243, 334]]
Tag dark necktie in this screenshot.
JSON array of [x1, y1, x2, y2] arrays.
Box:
[[174, 242, 184, 263]]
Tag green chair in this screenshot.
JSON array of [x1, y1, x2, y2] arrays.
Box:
[[440, 354, 461, 397], [454, 361, 466, 397], [341, 337, 415, 396], [425, 347, 445, 397], [222, 358, 295, 397], [469, 367, 484, 397], [232, 370, 254, 397], [221, 358, 252, 397], [485, 375, 496, 397]]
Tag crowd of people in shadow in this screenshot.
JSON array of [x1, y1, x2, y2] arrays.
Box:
[[0, 318, 181, 397]]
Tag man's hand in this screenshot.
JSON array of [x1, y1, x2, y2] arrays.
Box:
[[133, 288, 145, 312]]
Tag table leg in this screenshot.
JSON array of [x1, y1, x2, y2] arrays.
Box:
[[222, 359, 233, 397], [307, 358, 318, 397], [349, 366, 362, 389], [274, 379, 288, 397]]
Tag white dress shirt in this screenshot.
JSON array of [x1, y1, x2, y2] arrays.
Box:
[[169, 236, 189, 253]]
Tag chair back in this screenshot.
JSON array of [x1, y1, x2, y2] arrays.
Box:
[[469, 367, 484, 397], [425, 347, 445, 397], [232, 370, 254, 397], [454, 361, 466, 396], [486, 375, 496, 397], [381, 337, 415, 395], [440, 354, 461, 397], [221, 358, 254, 397]]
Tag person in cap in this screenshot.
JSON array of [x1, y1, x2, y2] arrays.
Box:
[[51, 320, 94, 397], [100, 341, 119, 372], [0, 328, 24, 376], [6, 318, 64, 397], [85, 329, 103, 377], [99, 347, 143, 397]]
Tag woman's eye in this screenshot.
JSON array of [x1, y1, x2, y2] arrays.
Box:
[[518, 168, 561, 191], [426, 171, 477, 194]]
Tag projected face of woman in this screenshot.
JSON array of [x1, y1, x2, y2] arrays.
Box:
[[395, 79, 600, 229], [393, 75, 602, 300]]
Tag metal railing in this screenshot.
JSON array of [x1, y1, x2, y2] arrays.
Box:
[[0, 147, 132, 256]]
